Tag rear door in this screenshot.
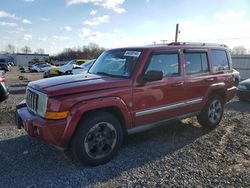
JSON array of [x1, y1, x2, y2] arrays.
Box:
[[183, 49, 213, 112], [133, 50, 186, 126]]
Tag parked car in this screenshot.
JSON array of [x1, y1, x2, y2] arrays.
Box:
[[0, 74, 9, 102], [232, 69, 240, 86], [72, 59, 95, 75], [44, 59, 89, 78], [30, 63, 52, 72], [0, 70, 4, 77], [59, 59, 89, 74], [16, 42, 236, 166], [237, 78, 250, 101], [0, 63, 10, 72]]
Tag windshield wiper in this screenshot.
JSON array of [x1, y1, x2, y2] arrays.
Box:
[[95, 71, 113, 77], [94, 71, 129, 79]]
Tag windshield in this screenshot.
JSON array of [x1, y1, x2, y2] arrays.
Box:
[[89, 49, 141, 78]]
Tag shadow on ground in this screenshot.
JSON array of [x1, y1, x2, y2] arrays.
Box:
[[225, 100, 250, 113], [0, 121, 209, 187]]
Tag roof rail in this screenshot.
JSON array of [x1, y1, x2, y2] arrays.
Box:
[[168, 42, 228, 48]]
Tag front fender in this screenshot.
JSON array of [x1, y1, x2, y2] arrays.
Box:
[[59, 97, 132, 147]]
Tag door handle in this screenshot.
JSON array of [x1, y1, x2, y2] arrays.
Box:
[[172, 82, 184, 87], [205, 78, 214, 82]]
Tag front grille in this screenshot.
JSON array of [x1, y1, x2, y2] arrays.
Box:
[[26, 89, 39, 113]]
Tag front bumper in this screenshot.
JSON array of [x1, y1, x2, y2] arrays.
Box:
[[16, 106, 68, 148]]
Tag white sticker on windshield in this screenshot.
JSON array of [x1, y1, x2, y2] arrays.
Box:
[[124, 51, 141, 57]]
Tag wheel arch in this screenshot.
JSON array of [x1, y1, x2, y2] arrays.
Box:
[[204, 83, 226, 104], [59, 97, 132, 148]]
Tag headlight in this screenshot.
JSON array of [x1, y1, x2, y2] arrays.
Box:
[[238, 85, 247, 90], [37, 92, 48, 117]]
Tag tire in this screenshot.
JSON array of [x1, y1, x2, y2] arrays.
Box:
[[71, 111, 123, 166], [65, 70, 72, 75], [197, 95, 224, 128]]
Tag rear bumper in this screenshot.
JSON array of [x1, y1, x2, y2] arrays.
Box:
[[226, 86, 237, 102], [16, 106, 68, 148]]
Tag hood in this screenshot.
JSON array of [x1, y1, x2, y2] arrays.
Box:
[[28, 74, 131, 97]]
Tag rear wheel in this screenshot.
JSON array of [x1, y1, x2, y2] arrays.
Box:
[[197, 95, 224, 128], [71, 111, 123, 166]]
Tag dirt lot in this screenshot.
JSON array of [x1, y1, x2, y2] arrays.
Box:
[[0, 68, 249, 187]]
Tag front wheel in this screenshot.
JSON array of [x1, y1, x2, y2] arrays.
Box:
[[71, 111, 123, 166], [197, 95, 224, 128]]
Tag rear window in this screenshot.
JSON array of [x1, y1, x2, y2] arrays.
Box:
[[184, 52, 209, 74], [211, 50, 229, 71]]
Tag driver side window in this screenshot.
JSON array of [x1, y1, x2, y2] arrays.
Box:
[[145, 53, 180, 77]]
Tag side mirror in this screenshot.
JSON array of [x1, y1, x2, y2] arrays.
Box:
[[143, 70, 163, 82]]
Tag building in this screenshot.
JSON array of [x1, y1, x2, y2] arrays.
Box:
[[0, 54, 14, 63], [11, 53, 49, 66], [232, 55, 250, 80]]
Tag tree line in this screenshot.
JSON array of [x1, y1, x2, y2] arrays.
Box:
[[50, 43, 106, 61], [3, 43, 106, 61], [2, 43, 249, 61]]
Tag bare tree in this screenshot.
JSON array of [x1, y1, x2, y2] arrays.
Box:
[[21, 46, 32, 54], [51, 43, 105, 61], [231, 46, 247, 55], [5, 44, 16, 54], [35, 48, 45, 54]]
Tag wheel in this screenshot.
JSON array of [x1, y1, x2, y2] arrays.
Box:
[[197, 95, 224, 128], [71, 111, 123, 166], [65, 70, 72, 75]]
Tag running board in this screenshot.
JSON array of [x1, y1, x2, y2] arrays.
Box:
[[128, 111, 200, 135]]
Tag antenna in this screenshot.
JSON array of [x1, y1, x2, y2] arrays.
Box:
[[161, 40, 168, 44], [175, 23, 180, 43]]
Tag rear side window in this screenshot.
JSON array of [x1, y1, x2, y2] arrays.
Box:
[[211, 50, 229, 71], [146, 53, 180, 77], [184, 52, 209, 74]]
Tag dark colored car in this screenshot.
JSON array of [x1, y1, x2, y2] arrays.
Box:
[[237, 78, 250, 101], [16, 42, 236, 166], [0, 75, 9, 102], [0, 63, 9, 72]]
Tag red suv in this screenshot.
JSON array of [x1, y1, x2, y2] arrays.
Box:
[[16, 43, 236, 166]]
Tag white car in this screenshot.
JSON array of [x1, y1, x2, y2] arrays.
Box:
[[59, 59, 88, 74], [31, 63, 52, 72], [72, 60, 95, 75]]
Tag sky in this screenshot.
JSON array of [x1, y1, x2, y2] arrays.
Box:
[[0, 0, 250, 55]]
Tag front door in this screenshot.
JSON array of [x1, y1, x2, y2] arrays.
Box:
[[133, 51, 186, 126]]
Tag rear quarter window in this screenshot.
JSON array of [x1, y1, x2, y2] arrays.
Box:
[[211, 49, 229, 71]]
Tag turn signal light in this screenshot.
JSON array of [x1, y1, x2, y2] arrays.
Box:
[[45, 111, 69, 120]]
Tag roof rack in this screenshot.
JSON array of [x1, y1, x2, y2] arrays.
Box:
[[168, 42, 228, 48]]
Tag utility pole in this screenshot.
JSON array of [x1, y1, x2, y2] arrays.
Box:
[[161, 40, 168, 44], [175, 23, 179, 43]]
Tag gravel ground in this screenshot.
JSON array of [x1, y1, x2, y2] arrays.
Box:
[[0, 97, 249, 187], [0, 69, 249, 187]]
